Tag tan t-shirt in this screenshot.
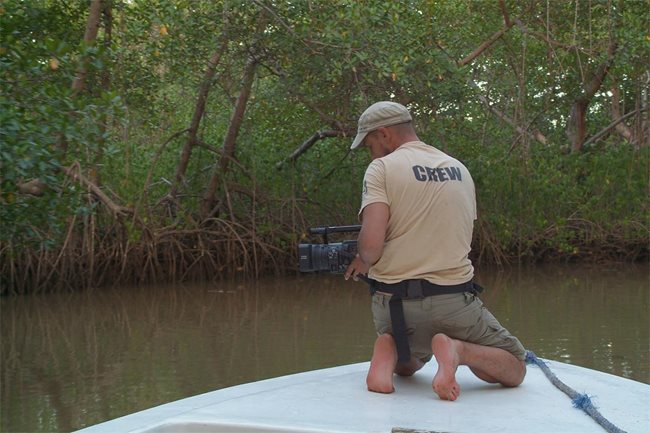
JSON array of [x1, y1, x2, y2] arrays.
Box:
[[359, 141, 476, 285]]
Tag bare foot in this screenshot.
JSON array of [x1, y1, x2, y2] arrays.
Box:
[[432, 333, 461, 401], [366, 334, 397, 393]]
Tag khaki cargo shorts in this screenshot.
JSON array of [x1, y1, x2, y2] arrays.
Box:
[[371, 291, 526, 362]]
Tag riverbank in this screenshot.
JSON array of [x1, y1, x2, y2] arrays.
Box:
[[1, 219, 646, 295], [2, 145, 647, 295]]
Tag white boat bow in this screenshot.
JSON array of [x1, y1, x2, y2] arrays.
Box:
[[76, 357, 649, 433]]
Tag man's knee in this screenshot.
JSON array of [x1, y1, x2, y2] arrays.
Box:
[[503, 360, 527, 387]]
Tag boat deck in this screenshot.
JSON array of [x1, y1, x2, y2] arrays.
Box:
[[77, 358, 649, 433]]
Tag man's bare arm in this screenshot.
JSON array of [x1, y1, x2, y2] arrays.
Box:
[[358, 202, 389, 266]]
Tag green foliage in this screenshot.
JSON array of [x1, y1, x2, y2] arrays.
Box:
[[1, 0, 648, 272], [469, 143, 648, 259], [0, 0, 123, 247]]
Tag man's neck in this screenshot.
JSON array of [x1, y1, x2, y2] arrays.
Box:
[[395, 135, 420, 148]]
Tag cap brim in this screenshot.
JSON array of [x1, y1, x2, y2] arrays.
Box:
[[350, 131, 368, 150]]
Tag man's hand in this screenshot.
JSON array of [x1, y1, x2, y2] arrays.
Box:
[[344, 254, 370, 281]]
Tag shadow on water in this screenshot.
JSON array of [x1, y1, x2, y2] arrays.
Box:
[[1, 263, 648, 432]]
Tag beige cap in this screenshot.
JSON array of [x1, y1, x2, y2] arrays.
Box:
[[350, 101, 412, 150]]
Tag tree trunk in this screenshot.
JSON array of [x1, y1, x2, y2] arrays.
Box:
[[200, 55, 258, 218], [567, 100, 588, 151], [567, 42, 617, 152], [610, 86, 635, 144], [57, 0, 103, 157], [71, 0, 103, 96], [219, 56, 257, 174], [92, 2, 113, 186], [636, 80, 648, 148], [169, 39, 228, 202]]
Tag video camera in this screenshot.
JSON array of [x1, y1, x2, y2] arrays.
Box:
[[298, 225, 361, 274]]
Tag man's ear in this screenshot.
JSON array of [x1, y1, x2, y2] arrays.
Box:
[[375, 127, 389, 143]]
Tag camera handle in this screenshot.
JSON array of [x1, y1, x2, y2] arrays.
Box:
[[309, 225, 361, 244]]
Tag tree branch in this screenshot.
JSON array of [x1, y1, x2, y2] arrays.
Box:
[[455, 2, 540, 68], [583, 108, 645, 148], [63, 162, 132, 217], [258, 61, 347, 130], [458, 23, 514, 67], [469, 81, 547, 145], [141, 128, 190, 208], [276, 129, 352, 169], [583, 42, 617, 101], [195, 139, 220, 155], [251, 0, 317, 54], [499, 0, 512, 27], [515, 18, 595, 56]]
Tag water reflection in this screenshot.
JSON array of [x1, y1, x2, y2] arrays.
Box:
[[1, 263, 647, 433], [476, 263, 649, 382]]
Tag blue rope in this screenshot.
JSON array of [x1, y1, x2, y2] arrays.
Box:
[[525, 351, 627, 433]]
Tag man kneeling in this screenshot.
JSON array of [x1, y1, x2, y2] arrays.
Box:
[[344, 101, 526, 399]]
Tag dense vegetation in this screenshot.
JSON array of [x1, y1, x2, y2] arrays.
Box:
[[1, 0, 648, 293]]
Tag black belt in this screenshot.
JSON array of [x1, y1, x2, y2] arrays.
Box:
[[368, 278, 483, 364]]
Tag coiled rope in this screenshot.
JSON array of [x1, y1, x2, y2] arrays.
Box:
[[525, 351, 627, 433]]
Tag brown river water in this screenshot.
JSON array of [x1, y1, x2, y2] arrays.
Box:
[[1, 263, 648, 433]]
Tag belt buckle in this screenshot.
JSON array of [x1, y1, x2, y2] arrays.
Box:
[[406, 280, 423, 299]]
